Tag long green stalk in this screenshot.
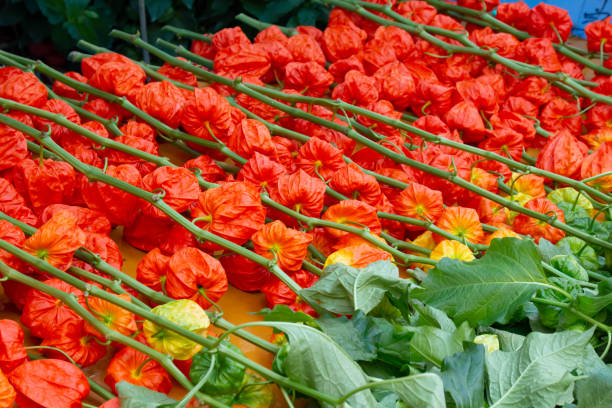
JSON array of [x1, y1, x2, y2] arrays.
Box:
[[16, 45, 448, 258], [0, 240, 340, 405], [29, 60, 246, 164], [109, 31, 612, 250], [0, 210, 277, 353], [326, 0, 612, 104], [0, 113, 314, 311], [154, 36, 612, 205], [424, 0, 612, 76], [0, 259, 229, 408]]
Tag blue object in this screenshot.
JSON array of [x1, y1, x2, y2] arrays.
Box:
[[500, 0, 612, 37]]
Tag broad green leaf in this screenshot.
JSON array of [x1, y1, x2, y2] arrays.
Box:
[[576, 366, 612, 408], [36, 0, 66, 24], [300, 261, 408, 316], [413, 238, 549, 326], [65, 0, 90, 21], [487, 328, 525, 352], [264, 322, 378, 408], [537, 238, 570, 263], [116, 381, 177, 408], [409, 325, 465, 367], [384, 373, 446, 408], [146, 0, 172, 22], [317, 313, 377, 361], [257, 305, 317, 326], [376, 325, 412, 368], [440, 343, 486, 408], [486, 328, 595, 408], [217, 373, 274, 408], [190, 339, 246, 396], [354, 261, 410, 314], [574, 291, 612, 316], [556, 237, 599, 271], [410, 301, 456, 332], [242, 0, 303, 23], [181, 0, 194, 9]]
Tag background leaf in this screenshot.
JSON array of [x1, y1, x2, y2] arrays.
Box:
[[384, 373, 446, 408], [485, 328, 595, 408], [116, 381, 177, 408], [317, 312, 380, 361], [265, 322, 379, 408], [413, 238, 549, 326], [146, 0, 172, 22], [440, 343, 486, 408], [576, 366, 612, 408], [300, 261, 408, 316]]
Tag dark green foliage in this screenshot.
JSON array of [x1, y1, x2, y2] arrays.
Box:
[[1, 0, 329, 64]]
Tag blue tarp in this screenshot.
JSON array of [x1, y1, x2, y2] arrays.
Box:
[[500, 0, 612, 37]]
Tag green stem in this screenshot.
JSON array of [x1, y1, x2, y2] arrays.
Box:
[[0, 113, 311, 309], [424, 0, 612, 76], [176, 354, 217, 408], [28, 58, 245, 164], [0, 197, 275, 354], [0, 260, 229, 408], [24, 346, 79, 366], [110, 31, 612, 248], [531, 297, 612, 332], [326, 0, 609, 101], [161, 25, 212, 42], [234, 14, 298, 36], [0, 243, 339, 405], [337, 374, 437, 404], [582, 171, 612, 184], [155, 35, 610, 204]]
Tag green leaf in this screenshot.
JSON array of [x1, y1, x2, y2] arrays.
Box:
[[556, 237, 600, 272], [440, 343, 486, 408], [300, 261, 409, 316], [538, 239, 570, 263], [375, 325, 412, 368], [36, 0, 66, 24], [241, 0, 304, 23], [0, 2, 26, 26], [567, 218, 612, 244], [384, 373, 446, 408], [181, 0, 194, 9], [574, 291, 612, 316], [487, 328, 525, 352], [256, 305, 317, 326], [410, 301, 456, 332], [190, 338, 246, 396], [409, 326, 464, 367], [116, 381, 177, 408], [486, 328, 595, 408], [354, 262, 410, 314], [64, 0, 90, 21], [413, 238, 548, 326], [264, 322, 379, 408], [146, 0, 172, 22], [576, 366, 612, 408], [317, 312, 379, 361], [217, 373, 274, 408], [557, 201, 590, 224]]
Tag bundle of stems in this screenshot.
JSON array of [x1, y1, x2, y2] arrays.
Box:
[[0, 114, 354, 406], [422, 0, 612, 76], [150, 30, 611, 208], [104, 30, 612, 250], [316, 0, 612, 105]]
